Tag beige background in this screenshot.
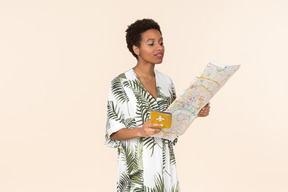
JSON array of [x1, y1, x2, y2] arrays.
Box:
[[1, 0, 288, 191]]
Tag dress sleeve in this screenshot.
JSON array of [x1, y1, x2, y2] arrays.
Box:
[[105, 78, 127, 148]]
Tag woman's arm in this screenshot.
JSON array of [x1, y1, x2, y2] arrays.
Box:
[[110, 120, 163, 140]]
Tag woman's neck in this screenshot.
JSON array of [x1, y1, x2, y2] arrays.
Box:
[[133, 62, 155, 78]]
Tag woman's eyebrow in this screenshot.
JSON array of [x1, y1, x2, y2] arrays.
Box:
[[146, 37, 163, 41]]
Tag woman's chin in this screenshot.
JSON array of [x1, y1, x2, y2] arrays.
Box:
[[155, 60, 164, 64]]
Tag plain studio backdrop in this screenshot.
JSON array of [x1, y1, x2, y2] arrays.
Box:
[[0, 0, 288, 191]]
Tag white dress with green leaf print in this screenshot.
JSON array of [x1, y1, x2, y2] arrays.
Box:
[[105, 69, 181, 192]]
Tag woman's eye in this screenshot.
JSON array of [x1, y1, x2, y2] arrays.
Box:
[[160, 42, 164, 46], [148, 42, 154, 46]]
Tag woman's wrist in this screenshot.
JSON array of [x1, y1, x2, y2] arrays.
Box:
[[136, 127, 144, 138]]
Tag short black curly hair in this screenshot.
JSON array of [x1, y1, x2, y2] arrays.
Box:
[[125, 18, 162, 59]]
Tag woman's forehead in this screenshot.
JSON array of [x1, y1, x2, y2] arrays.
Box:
[[141, 29, 163, 41]]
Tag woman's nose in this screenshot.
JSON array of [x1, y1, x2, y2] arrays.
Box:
[[156, 43, 164, 51]]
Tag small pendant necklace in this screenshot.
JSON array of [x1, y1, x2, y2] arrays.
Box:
[[143, 76, 154, 85], [133, 67, 155, 85]]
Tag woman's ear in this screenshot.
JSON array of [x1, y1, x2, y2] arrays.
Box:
[[132, 45, 140, 56]]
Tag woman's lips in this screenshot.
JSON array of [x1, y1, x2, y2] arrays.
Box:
[[154, 53, 164, 58]]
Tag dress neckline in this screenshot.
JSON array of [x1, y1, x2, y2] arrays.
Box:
[[130, 68, 159, 101]]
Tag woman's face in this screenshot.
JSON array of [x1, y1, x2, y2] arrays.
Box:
[[135, 29, 165, 65]]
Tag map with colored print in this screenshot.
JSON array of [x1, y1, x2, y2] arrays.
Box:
[[153, 62, 240, 141]]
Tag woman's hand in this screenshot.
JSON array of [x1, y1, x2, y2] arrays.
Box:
[[139, 120, 163, 137], [197, 102, 211, 117]]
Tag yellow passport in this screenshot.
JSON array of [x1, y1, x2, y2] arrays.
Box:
[[150, 111, 172, 128]]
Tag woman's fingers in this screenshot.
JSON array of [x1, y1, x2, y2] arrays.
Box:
[[149, 123, 163, 128], [144, 127, 162, 136], [198, 102, 211, 117], [140, 121, 163, 137], [148, 124, 162, 135]]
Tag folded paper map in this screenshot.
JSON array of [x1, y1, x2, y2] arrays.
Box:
[[150, 111, 172, 128], [153, 62, 240, 141]]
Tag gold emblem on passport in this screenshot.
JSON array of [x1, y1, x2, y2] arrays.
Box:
[[150, 111, 172, 128]]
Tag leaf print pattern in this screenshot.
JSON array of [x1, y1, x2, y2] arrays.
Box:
[[106, 69, 180, 191]]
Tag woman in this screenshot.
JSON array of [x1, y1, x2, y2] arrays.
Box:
[[105, 18, 210, 191]]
